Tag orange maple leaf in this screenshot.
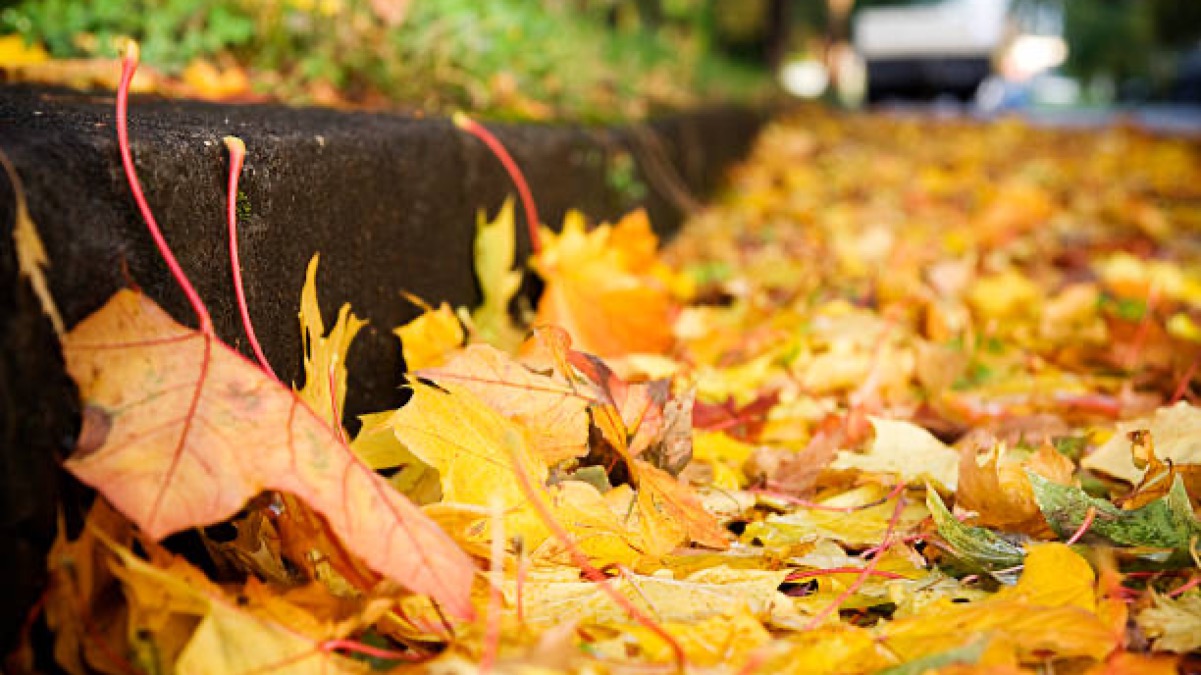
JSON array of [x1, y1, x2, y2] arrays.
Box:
[[534, 210, 675, 357], [63, 290, 477, 619]]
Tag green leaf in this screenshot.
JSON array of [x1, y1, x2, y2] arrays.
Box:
[[927, 489, 1026, 572], [1028, 471, 1201, 550]]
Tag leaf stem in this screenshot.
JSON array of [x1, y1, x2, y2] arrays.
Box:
[[1168, 575, 1201, 598], [223, 136, 278, 381], [1171, 356, 1199, 404], [507, 448, 687, 668], [116, 41, 213, 336], [1065, 505, 1096, 546], [319, 638, 424, 661], [453, 112, 542, 255], [327, 365, 346, 443], [803, 481, 906, 630]]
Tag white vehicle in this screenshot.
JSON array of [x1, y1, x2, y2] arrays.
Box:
[[853, 0, 1011, 102]]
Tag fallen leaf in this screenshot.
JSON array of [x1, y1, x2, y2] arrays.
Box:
[[747, 484, 928, 550], [470, 198, 525, 351], [297, 254, 366, 429], [534, 209, 675, 356], [957, 442, 1075, 535], [394, 294, 464, 371], [691, 430, 755, 489], [633, 459, 729, 555], [45, 501, 132, 675], [377, 379, 547, 509], [506, 564, 787, 626], [927, 489, 1027, 574], [1138, 593, 1201, 653], [882, 544, 1117, 664], [108, 543, 369, 674], [765, 625, 893, 674], [419, 343, 592, 464], [877, 639, 987, 675], [610, 607, 771, 666], [2, 149, 64, 334], [1029, 472, 1201, 551], [831, 417, 960, 491], [63, 290, 476, 618], [1083, 402, 1201, 484]]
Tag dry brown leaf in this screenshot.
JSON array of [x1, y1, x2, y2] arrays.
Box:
[[957, 442, 1075, 535]]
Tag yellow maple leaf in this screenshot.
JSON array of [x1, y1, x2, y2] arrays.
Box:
[[393, 293, 464, 371], [383, 380, 547, 510], [882, 544, 1117, 664], [419, 343, 592, 464], [2, 150, 63, 334], [297, 254, 365, 428]]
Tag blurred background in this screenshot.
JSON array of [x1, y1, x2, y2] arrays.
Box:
[[0, 0, 1198, 125], [789, 0, 1201, 130]]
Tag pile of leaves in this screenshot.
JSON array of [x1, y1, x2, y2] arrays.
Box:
[[11, 85, 1201, 672]]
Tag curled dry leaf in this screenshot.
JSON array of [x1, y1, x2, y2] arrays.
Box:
[[63, 290, 476, 619], [1083, 402, 1201, 484], [956, 441, 1076, 536]]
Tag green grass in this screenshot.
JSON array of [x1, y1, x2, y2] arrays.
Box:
[[0, 0, 774, 122]]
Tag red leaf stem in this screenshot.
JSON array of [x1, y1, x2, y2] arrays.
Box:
[[804, 481, 906, 630], [116, 41, 213, 336], [319, 638, 424, 661], [507, 443, 687, 667], [223, 135, 278, 381], [1171, 356, 1199, 404], [1168, 575, 1201, 598], [452, 112, 541, 255], [1065, 505, 1097, 546]]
